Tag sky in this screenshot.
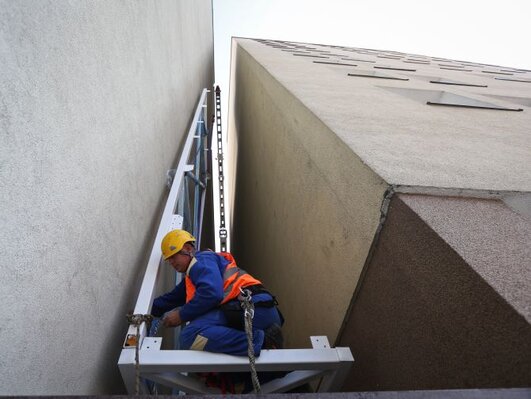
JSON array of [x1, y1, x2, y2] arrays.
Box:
[[213, 0, 531, 123]]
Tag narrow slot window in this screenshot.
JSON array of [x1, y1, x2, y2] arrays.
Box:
[[500, 69, 527, 74], [438, 64, 464, 68], [282, 50, 311, 54], [377, 55, 402, 60], [404, 60, 430, 65], [440, 67, 472, 72], [481, 70, 514, 75], [348, 71, 409, 81], [292, 54, 330, 59], [427, 102, 523, 111], [427, 92, 523, 111], [341, 58, 375, 63], [313, 61, 358, 67], [374, 66, 417, 72], [380, 87, 523, 111], [429, 78, 487, 88]]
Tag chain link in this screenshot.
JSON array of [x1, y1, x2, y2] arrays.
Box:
[[214, 86, 228, 252], [239, 289, 261, 393], [126, 314, 153, 395], [150, 317, 162, 337]]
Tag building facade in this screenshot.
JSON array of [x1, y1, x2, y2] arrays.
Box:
[[0, 1, 214, 394], [228, 38, 531, 390]]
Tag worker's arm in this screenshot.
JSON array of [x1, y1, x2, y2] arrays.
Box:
[[151, 281, 186, 317], [178, 259, 223, 322]]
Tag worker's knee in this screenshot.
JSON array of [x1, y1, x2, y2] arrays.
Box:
[[252, 306, 282, 330], [181, 323, 265, 356]]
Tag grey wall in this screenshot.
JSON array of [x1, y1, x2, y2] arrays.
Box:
[[229, 38, 530, 391], [339, 195, 531, 390], [0, 1, 213, 394], [229, 41, 387, 348]]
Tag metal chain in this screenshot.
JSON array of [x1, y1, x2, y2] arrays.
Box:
[[150, 317, 162, 337], [239, 289, 261, 393], [214, 86, 227, 252], [126, 314, 153, 395]]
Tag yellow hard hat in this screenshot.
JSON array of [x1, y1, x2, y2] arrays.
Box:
[[161, 229, 196, 260]]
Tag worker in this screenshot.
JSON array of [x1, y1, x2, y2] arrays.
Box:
[[151, 229, 283, 357]]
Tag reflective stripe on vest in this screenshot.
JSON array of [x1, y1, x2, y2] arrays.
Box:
[[184, 252, 261, 304]]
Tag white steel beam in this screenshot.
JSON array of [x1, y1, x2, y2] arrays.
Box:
[[121, 347, 351, 374], [124, 347, 352, 394], [144, 369, 330, 394], [117, 361, 136, 395], [144, 372, 221, 395], [260, 370, 328, 393], [121, 333, 353, 394], [121, 89, 208, 346], [316, 347, 354, 392], [132, 88, 208, 316], [141, 337, 162, 351]]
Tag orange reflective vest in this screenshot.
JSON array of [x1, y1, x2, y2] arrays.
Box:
[[184, 252, 261, 305]]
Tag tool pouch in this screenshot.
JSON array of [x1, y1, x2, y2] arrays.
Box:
[[220, 300, 246, 331], [220, 284, 282, 331]]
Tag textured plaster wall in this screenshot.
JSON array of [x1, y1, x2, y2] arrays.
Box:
[[339, 195, 531, 390], [0, 1, 213, 394], [232, 39, 531, 193], [230, 38, 530, 390], [229, 42, 387, 347]]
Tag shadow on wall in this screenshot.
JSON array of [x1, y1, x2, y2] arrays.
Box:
[[338, 195, 531, 391]]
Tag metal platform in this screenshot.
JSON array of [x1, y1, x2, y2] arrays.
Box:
[[119, 335, 353, 394], [117, 87, 354, 394]]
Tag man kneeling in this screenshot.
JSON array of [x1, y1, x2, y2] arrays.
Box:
[[151, 229, 284, 356]]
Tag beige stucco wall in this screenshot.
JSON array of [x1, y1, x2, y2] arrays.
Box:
[[230, 39, 531, 194], [339, 194, 531, 390], [229, 41, 387, 347], [229, 37, 530, 390], [0, 1, 213, 394]]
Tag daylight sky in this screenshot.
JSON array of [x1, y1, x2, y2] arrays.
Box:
[[213, 0, 531, 123]]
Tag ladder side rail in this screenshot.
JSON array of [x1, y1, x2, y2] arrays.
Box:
[[192, 122, 201, 239], [121, 88, 209, 347], [197, 102, 210, 244], [192, 112, 208, 243], [197, 185, 207, 248]]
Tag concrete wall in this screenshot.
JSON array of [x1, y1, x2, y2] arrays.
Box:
[[339, 194, 531, 390], [229, 41, 387, 347], [229, 38, 530, 391], [0, 1, 213, 394], [230, 39, 531, 194]]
